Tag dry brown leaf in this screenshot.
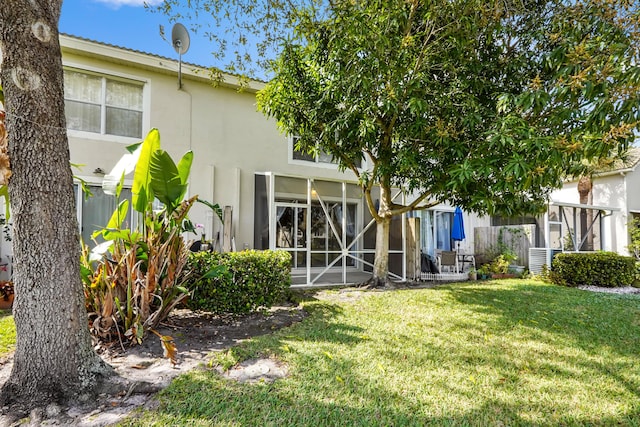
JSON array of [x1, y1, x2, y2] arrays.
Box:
[[150, 329, 178, 366]]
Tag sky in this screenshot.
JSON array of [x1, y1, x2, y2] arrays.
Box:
[[60, 0, 221, 68]]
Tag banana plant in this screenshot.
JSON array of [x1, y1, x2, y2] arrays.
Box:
[[83, 128, 224, 347]]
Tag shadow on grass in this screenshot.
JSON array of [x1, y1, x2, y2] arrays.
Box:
[[124, 281, 640, 426], [440, 280, 640, 357], [134, 355, 640, 427], [435, 280, 640, 401]]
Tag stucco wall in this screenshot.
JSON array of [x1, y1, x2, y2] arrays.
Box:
[[62, 37, 361, 251]]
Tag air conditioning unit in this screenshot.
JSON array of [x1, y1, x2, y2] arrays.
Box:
[[529, 248, 562, 275]]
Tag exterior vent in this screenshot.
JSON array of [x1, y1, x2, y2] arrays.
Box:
[[529, 248, 562, 275]]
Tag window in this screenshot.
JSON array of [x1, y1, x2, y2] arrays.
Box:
[[75, 184, 137, 245], [291, 136, 362, 168], [64, 69, 143, 138]]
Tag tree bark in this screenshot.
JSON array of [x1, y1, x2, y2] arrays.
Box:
[[368, 185, 393, 288], [0, 1, 112, 412], [369, 216, 391, 287]]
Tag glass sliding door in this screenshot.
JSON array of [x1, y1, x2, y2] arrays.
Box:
[[275, 203, 308, 268], [419, 209, 454, 257], [310, 201, 357, 268], [76, 184, 135, 245]]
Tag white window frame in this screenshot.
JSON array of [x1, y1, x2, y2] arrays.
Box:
[[288, 135, 365, 170], [63, 63, 150, 144], [74, 176, 141, 243]]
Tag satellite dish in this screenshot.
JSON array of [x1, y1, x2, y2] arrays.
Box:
[[171, 23, 190, 89], [171, 23, 190, 55]]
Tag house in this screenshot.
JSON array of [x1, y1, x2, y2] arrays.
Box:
[[0, 34, 489, 286], [547, 148, 640, 257], [478, 148, 639, 274]]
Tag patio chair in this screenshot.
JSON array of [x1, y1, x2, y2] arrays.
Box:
[[437, 250, 459, 273]]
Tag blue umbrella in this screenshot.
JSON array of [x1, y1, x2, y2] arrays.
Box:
[[451, 207, 465, 249]]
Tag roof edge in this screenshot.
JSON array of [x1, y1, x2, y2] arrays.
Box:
[[59, 34, 266, 92]]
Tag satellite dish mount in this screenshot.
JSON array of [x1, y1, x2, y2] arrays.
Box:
[[171, 23, 190, 89]]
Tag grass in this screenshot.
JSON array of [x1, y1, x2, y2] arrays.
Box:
[[121, 279, 640, 426], [0, 310, 15, 356]]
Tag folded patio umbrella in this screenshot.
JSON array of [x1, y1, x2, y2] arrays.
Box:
[[451, 207, 465, 250]]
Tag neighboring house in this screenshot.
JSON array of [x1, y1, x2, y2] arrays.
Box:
[[483, 147, 640, 274], [548, 147, 640, 257], [0, 35, 489, 285]]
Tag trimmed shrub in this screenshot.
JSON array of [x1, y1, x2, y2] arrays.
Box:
[[185, 250, 291, 314], [551, 252, 635, 288]]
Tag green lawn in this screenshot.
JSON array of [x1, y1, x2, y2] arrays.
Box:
[[0, 310, 15, 356], [122, 280, 640, 426]]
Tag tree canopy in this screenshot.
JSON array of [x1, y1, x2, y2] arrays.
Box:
[[162, 0, 639, 284]]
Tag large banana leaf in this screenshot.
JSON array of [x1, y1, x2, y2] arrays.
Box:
[[92, 199, 130, 241], [176, 151, 193, 201], [149, 149, 186, 214], [132, 128, 161, 213], [197, 198, 223, 222]]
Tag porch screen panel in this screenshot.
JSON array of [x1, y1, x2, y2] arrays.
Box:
[[275, 176, 306, 198]]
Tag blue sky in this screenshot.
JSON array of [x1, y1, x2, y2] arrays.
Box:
[[60, 0, 219, 68]]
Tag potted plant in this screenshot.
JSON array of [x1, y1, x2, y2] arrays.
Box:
[[0, 280, 13, 310], [477, 265, 491, 280], [489, 254, 516, 279], [468, 268, 477, 281]]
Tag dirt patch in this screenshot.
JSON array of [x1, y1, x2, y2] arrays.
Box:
[[0, 303, 307, 427]]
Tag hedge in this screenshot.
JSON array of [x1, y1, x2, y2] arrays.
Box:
[[551, 252, 635, 288], [185, 250, 291, 314]]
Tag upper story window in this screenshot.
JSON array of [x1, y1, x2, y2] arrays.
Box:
[[291, 136, 362, 168], [64, 69, 143, 139]]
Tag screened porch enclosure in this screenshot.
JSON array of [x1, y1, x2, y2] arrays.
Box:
[[546, 202, 614, 251], [254, 173, 406, 286]]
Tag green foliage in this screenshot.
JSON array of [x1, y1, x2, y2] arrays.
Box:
[[81, 129, 217, 346], [550, 252, 636, 288], [252, 0, 640, 283], [477, 264, 491, 277], [494, 227, 525, 263], [627, 217, 640, 260], [258, 0, 639, 216], [488, 254, 512, 275], [185, 250, 291, 315]]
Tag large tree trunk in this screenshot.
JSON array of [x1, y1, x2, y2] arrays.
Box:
[[367, 184, 393, 288], [0, 1, 112, 412], [370, 216, 391, 287]]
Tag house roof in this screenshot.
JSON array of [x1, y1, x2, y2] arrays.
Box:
[[60, 33, 266, 92], [593, 146, 640, 175]]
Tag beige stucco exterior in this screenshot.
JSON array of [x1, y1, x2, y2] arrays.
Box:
[[61, 35, 360, 251], [0, 35, 489, 283]]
